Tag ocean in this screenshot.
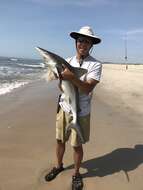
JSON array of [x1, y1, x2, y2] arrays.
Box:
[[0, 56, 45, 96]]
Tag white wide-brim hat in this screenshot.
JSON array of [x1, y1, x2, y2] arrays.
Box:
[[70, 26, 101, 45]]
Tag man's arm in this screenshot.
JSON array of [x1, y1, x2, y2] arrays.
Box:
[[61, 68, 99, 94]]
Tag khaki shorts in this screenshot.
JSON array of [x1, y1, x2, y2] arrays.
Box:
[[56, 107, 90, 147]]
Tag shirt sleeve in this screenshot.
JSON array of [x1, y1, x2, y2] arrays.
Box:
[[86, 62, 102, 82]]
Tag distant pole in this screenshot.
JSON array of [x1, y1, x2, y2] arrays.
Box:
[[124, 33, 128, 70]]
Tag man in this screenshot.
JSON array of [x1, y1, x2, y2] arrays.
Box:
[[45, 26, 102, 190]]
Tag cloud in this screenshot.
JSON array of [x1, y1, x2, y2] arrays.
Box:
[[27, 0, 111, 7], [67, 0, 110, 7], [106, 28, 143, 41], [127, 29, 143, 35]]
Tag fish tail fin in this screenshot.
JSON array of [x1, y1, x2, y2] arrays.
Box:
[[67, 123, 85, 143]]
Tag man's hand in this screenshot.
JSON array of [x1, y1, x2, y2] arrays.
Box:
[[61, 67, 75, 81]]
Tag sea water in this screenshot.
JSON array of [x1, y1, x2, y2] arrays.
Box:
[[0, 56, 45, 96]]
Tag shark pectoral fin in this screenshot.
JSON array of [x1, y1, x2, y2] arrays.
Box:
[[43, 69, 57, 81], [72, 67, 87, 78]]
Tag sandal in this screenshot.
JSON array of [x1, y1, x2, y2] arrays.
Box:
[[45, 165, 64, 181], [72, 174, 83, 190]]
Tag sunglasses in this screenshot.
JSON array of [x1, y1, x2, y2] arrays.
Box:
[[77, 37, 92, 44]]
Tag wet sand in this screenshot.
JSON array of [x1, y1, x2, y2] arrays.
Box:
[[0, 64, 143, 190]]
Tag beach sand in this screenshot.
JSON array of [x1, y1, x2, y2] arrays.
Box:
[[0, 64, 143, 190]]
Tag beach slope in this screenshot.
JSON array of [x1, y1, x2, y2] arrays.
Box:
[[0, 64, 143, 190]]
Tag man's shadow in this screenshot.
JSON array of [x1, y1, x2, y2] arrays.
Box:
[[66, 144, 143, 182]]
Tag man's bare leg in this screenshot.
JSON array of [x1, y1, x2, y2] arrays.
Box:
[[45, 140, 65, 181], [72, 145, 84, 189], [73, 145, 83, 175], [56, 140, 65, 168]]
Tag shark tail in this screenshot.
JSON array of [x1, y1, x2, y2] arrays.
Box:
[[67, 123, 85, 144]]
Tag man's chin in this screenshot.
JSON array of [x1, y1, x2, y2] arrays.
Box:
[[79, 50, 87, 56]]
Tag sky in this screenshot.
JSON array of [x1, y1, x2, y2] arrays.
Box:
[[0, 0, 143, 63]]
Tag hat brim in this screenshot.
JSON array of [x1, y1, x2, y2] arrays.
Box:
[[70, 32, 101, 44]]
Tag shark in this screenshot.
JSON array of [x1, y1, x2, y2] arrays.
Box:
[[35, 47, 87, 143]]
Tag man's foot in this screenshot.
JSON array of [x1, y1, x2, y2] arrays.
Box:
[[45, 165, 64, 181], [72, 174, 83, 190]]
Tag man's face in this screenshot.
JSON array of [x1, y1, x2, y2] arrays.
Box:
[[76, 36, 93, 57]]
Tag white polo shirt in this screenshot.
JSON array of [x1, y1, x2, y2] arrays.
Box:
[[59, 55, 102, 116]]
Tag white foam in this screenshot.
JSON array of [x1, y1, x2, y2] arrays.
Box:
[[17, 62, 45, 68], [0, 81, 29, 96]]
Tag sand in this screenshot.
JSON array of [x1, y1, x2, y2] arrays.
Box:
[[0, 64, 143, 190]]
